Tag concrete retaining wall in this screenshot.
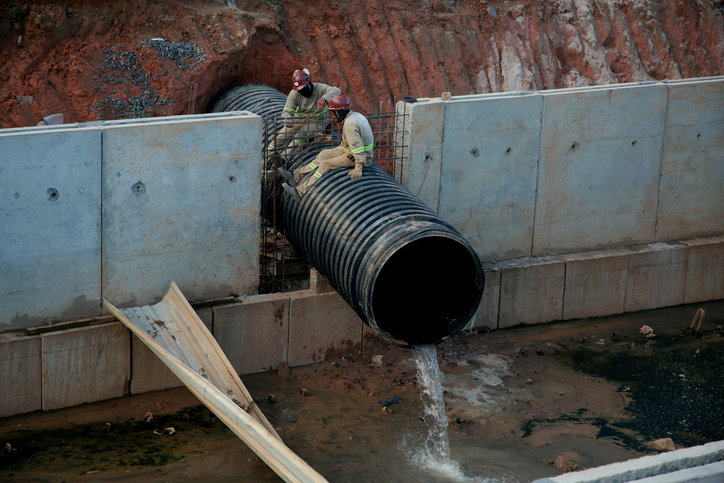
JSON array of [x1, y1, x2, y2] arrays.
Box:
[[2, 235, 721, 418], [1, 113, 261, 329], [400, 76, 724, 262]]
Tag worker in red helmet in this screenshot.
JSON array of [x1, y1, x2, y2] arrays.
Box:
[[278, 94, 374, 202], [268, 68, 341, 156]]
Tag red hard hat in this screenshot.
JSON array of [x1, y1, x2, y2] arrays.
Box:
[[292, 69, 310, 91], [329, 94, 351, 110]]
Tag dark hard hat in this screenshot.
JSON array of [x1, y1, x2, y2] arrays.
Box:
[[329, 94, 351, 110], [292, 69, 310, 91]]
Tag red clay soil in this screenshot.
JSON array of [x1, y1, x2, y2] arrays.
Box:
[[1, 0, 723, 128]]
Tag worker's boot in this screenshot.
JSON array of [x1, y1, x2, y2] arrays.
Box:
[[277, 168, 297, 187], [282, 183, 302, 203]]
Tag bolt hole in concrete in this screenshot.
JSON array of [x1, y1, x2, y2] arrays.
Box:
[[131, 181, 146, 196], [46, 187, 58, 201], [632, 140, 637, 146], [471, 147, 480, 157], [569, 141, 580, 152], [1, 301, 722, 482], [229, 175, 236, 182], [505, 147, 511, 154]]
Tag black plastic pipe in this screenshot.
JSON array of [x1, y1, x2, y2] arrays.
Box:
[[280, 164, 484, 346], [212, 84, 485, 346]]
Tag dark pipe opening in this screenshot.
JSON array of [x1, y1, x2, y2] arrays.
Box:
[[371, 236, 484, 345]]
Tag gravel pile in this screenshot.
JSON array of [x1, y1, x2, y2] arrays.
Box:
[[88, 40, 205, 120]]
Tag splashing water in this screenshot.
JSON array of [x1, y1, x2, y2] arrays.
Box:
[[409, 344, 500, 483], [409, 344, 467, 480]]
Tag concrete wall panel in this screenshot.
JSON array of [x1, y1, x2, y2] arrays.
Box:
[[101, 113, 261, 308], [473, 265, 501, 330], [0, 127, 102, 328], [42, 323, 130, 410], [657, 79, 724, 240], [681, 236, 724, 304], [0, 334, 42, 418], [561, 249, 629, 320], [403, 100, 445, 211], [288, 291, 363, 366], [498, 256, 565, 328], [625, 243, 688, 312], [535, 85, 667, 254], [130, 334, 182, 395], [213, 293, 290, 375], [438, 95, 542, 261]]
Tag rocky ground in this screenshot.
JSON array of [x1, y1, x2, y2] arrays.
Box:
[[1, 301, 722, 482], [2, 0, 723, 127]]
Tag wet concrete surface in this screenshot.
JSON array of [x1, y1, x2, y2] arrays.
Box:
[[1, 300, 722, 482]]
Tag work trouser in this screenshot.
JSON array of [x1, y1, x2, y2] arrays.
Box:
[[293, 146, 355, 197], [272, 118, 326, 158]]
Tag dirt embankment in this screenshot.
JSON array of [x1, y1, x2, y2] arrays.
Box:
[[1, 0, 723, 128]]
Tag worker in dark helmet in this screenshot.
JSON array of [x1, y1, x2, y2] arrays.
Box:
[[268, 68, 341, 156], [278, 94, 374, 202]]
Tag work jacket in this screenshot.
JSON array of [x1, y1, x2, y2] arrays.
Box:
[[282, 83, 341, 122], [341, 111, 374, 167]]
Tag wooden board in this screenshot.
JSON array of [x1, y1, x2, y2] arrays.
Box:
[[103, 283, 327, 483]]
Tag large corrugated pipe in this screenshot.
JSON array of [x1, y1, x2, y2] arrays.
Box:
[[211, 83, 484, 345], [280, 163, 485, 346]]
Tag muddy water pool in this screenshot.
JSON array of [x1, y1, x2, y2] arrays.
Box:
[[1, 301, 722, 482]]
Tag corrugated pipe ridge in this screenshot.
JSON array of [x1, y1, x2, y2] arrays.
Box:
[[210, 83, 287, 117], [211, 83, 484, 345], [280, 164, 485, 346]]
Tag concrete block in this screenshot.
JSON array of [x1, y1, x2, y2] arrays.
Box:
[[362, 324, 390, 352], [288, 291, 364, 366], [310, 268, 334, 294], [532, 439, 724, 483], [535, 84, 666, 254], [129, 334, 182, 395], [0, 334, 42, 418], [438, 94, 543, 261], [196, 306, 213, 332], [635, 461, 724, 482], [0, 126, 102, 328], [472, 264, 500, 330], [561, 249, 630, 320], [657, 78, 724, 240], [42, 322, 130, 410], [681, 236, 724, 304], [402, 100, 445, 211], [213, 293, 290, 375], [625, 243, 688, 313], [101, 113, 261, 309], [498, 256, 565, 328]]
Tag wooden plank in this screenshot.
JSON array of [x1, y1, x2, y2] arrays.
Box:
[[111, 283, 277, 437], [103, 290, 328, 483]]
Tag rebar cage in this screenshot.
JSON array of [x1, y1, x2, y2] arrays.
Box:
[[259, 101, 409, 294]]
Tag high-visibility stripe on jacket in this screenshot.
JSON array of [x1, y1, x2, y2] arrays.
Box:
[[341, 111, 374, 167], [281, 83, 341, 120]]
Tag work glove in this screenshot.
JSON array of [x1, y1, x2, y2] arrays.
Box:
[[348, 164, 363, 180], [286, 119, 293, 128], [318, 98, 328, 109]]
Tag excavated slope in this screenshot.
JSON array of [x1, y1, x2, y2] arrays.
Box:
[[1, 0, 723, 127]]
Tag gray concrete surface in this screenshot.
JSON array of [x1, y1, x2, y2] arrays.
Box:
[[532, 440, 724, 483], [658, 78, 724, 240], [401, 76, 724, 263], [1, 112, 261, 329], [101, 114, 261, 308], [0, 126, 103, 327], [438, 93, 542, 261]]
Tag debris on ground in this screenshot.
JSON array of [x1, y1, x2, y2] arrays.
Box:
[[653, 438, 677, 451]]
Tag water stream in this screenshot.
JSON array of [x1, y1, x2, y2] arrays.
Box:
[[409, 344, 472, 481]]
